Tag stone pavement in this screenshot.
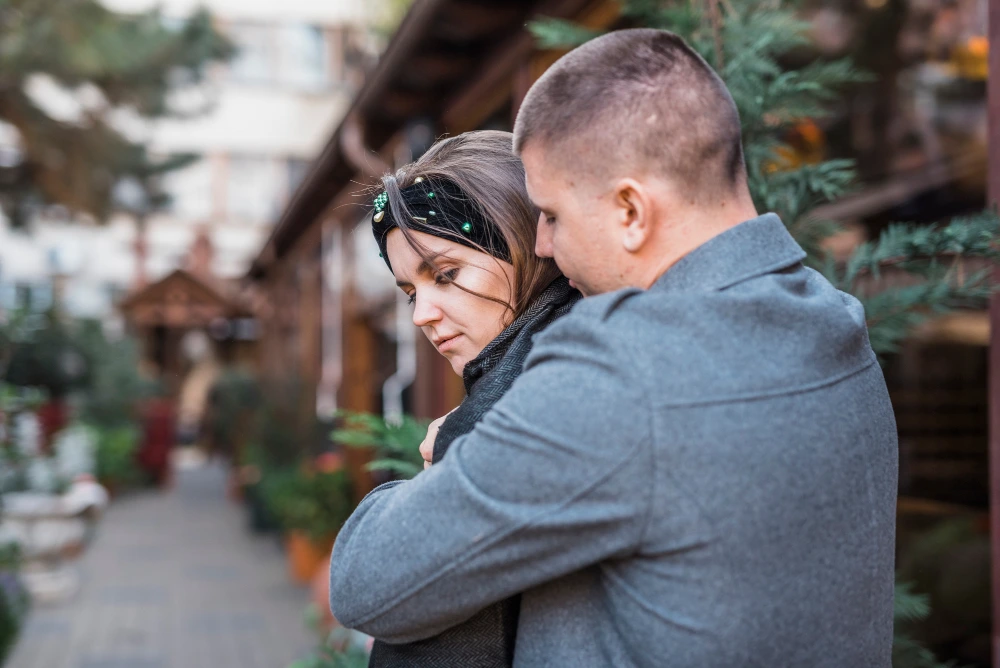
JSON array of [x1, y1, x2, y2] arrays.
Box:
[[7, 457, 317, 668]]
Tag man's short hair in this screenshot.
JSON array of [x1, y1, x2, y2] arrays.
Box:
[[513, 29, 746, 195]]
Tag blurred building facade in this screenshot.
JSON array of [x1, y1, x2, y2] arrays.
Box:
[[0, 0, 383, 323]]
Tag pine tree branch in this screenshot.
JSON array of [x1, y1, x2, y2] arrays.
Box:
[[841, 213, 1000, 288], [862, 272, 992, 356], [528, 17, 602, 49]]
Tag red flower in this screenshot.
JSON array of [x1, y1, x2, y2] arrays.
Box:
[[315, 452, 344, 473]]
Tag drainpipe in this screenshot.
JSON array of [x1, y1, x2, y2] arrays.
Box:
[[382, 290, 416, 426], [340, 114, 428, 425], [339, 112, 407, 420]]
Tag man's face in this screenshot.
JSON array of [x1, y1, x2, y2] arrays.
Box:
[[521, 143, 623, 297]]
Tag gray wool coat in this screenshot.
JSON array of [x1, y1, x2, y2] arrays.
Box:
[[329, 213, 899, 668]]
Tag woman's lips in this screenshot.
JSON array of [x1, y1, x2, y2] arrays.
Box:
[[435, 334, 461, 353]]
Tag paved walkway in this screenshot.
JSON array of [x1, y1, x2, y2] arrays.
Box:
[[8, 457, 317, 668]]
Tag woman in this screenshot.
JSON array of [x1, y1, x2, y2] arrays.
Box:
[[366, 130, 580, 667]]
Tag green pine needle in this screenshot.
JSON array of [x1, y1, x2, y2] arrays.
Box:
[[528, 18, 602, 49]]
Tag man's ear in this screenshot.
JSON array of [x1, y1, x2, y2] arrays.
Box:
[[615, 179, 652, 253]]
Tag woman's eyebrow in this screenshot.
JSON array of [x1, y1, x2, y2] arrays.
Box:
[[416, 252, 451, 275]]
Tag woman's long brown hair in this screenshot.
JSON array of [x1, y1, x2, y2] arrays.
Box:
[[379, 130, 562, 324]]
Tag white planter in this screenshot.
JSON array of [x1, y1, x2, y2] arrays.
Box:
[[1, 479, 108, 604]]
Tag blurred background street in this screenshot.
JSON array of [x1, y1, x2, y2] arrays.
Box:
[[7, 453, 315, 668]]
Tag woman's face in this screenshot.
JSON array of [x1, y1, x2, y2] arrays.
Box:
[[387, 228, 515, 376]]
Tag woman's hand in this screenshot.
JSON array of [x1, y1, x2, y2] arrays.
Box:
[[420, 410, 456, 469]]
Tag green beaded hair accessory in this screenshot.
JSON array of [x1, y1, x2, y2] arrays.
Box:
[[370, 177, 510, 272]]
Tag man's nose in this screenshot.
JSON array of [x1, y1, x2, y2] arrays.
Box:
[[411, 293, 442, 328], [535, 213, 553, 258]]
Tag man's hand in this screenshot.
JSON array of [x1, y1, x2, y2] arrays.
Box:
[[420, 410, 455, 469]]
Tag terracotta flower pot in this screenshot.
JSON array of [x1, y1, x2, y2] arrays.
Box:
[[286, 531, 335, 584], [310, 555, 336, 631]]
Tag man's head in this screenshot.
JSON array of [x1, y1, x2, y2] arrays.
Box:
[[514, 29, 757, 296]]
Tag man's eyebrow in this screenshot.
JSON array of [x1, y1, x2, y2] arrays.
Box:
[[528, 195, 552, 212]]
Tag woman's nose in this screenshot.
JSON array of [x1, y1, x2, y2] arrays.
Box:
[[411, 293, 442, 328]]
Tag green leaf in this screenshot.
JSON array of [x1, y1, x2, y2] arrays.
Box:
[[528, 17, 602, 49]]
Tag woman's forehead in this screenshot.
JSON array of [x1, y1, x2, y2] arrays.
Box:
[[386, 229, 473, 276]]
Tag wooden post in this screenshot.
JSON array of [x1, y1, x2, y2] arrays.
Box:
[[341, 288, 376, 504], [988, 2, 1000, 664]]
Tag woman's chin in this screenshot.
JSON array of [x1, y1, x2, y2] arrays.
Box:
[[448, 355, 469, 377]]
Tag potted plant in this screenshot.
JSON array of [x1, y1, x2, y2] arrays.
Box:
[[92, 426, 141, 497], [4, 311, 91, 453], [205, 369, 262, 498], [263, 459, 353, 583], [332, 411, 428, 481], [239, 443, 278, 533]]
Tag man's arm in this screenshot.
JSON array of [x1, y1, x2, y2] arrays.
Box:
[[329, 311, 653, 643]]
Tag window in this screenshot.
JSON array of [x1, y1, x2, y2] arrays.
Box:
[[278, 25, 328, 90], [0, 284, 16, 311], [227, 156, 281, 222], [227, 23, 330, 90], [14, 284, 31, 310], [228, 24, 274, 84], [163, 158, 213, 220]]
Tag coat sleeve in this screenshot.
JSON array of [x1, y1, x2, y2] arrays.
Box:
[[328, 310, 654, 643]]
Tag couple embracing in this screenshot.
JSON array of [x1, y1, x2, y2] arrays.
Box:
[[330, 29, 898, 668]]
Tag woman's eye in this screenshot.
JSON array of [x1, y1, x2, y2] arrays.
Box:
[[434, 268, 459, 284], [545, 215, 556, 225], [406, 293, 416, 305]]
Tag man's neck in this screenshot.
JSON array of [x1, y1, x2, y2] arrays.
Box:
[[639, 200, 760, 289]]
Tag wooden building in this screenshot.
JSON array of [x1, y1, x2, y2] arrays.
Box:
[[120, 268, 257, 395]]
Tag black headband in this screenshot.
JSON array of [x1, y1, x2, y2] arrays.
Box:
[[371, 177, 511, 273]]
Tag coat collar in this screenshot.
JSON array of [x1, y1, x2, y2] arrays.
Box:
[[652, 213, 806, 295]]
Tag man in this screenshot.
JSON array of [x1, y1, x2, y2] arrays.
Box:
[[330, 29, 898, 667]]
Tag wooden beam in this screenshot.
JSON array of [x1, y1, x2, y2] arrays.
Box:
[[378, 89, 436, 120], [341, 288, 377, 503], [988, 1, 1000, 664], [401, 50, 477, 87], [809, 153, 985, 222], [435, 3, 526, 42], [441, 0, 613, 132]]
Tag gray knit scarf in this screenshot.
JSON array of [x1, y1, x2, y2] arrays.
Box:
[[368, 277, 580, 668]]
